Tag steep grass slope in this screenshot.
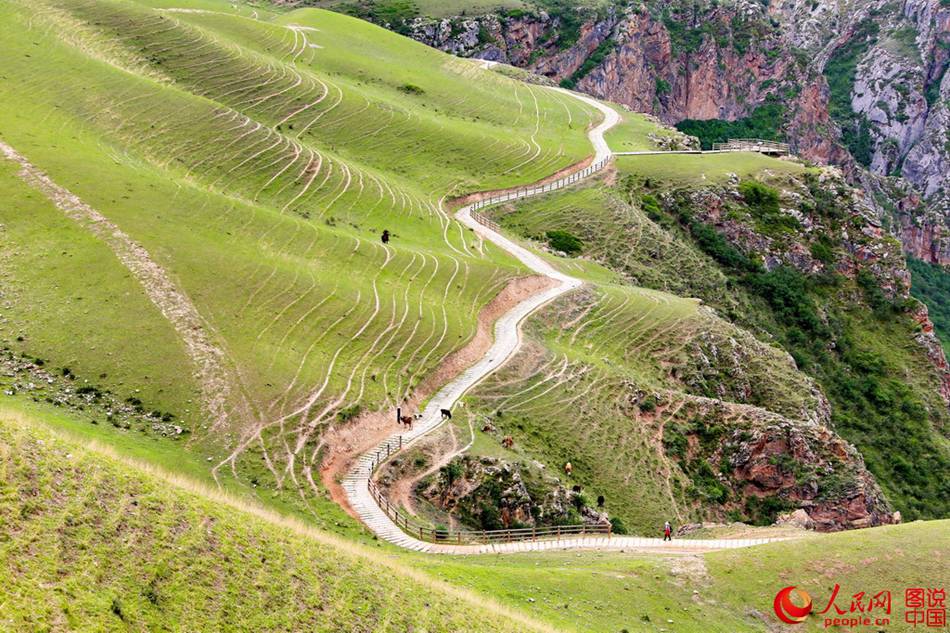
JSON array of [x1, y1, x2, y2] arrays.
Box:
[[0, 0, 600, 520], [0, 406, 542, 632], [464, 153, 949, 528]]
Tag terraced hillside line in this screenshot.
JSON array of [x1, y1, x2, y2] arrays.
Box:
[[342, 91, 786, 554], [0, 139, 241, 432]]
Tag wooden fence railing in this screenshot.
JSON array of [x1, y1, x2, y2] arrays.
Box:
[[469, 157, 609, 213], [368, 479, 611, 544]]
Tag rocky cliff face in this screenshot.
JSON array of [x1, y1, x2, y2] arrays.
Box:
[[399, 0, 950, 263], [662, 398, 897, 532], [578, 7, 797, 123]]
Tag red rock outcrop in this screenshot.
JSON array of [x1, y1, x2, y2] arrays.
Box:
[[726, 423, 895, 532]]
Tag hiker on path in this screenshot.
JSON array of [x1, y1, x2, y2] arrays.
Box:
[[663, 520, 672, 541]]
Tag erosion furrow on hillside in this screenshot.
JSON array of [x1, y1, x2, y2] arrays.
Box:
[[0, 140, 243, 432]]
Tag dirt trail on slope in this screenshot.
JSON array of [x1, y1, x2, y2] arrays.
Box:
[[321, 274, 555, 516], [0, 140, 243, 433]]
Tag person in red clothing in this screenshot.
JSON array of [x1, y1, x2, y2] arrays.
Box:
[[663, 520, 672, 541]]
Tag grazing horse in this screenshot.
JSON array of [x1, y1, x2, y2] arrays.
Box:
[[399, 415, 415, 430], [564, 461, 573, 476], [440, 408, 452, 420], [501, 435, 514, 449]]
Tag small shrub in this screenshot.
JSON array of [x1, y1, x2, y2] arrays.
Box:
[[662, 424, 688, 459], [809, 236, 836, 265], [110, 598, 125, 621], [639, 393, 659, 412], [398, 83, 425, 95], [609, 516, 628, 535], [336, 403, 361, 422], [443, 460, 464, 485], [572, 492, 590, 511], [546, 229, 583, 255]]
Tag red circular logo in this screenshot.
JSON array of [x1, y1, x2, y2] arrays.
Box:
[[774, 586, 813, 624]]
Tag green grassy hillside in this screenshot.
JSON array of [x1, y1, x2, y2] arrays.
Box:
[[415, 520, 949, 632], [0, 405, 543, 632], [460, 276, 831, 533], [0, 0, 600, 520], [2, 1, 947, 630]]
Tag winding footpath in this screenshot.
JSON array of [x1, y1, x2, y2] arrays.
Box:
[[342, 86, 784, 554]]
